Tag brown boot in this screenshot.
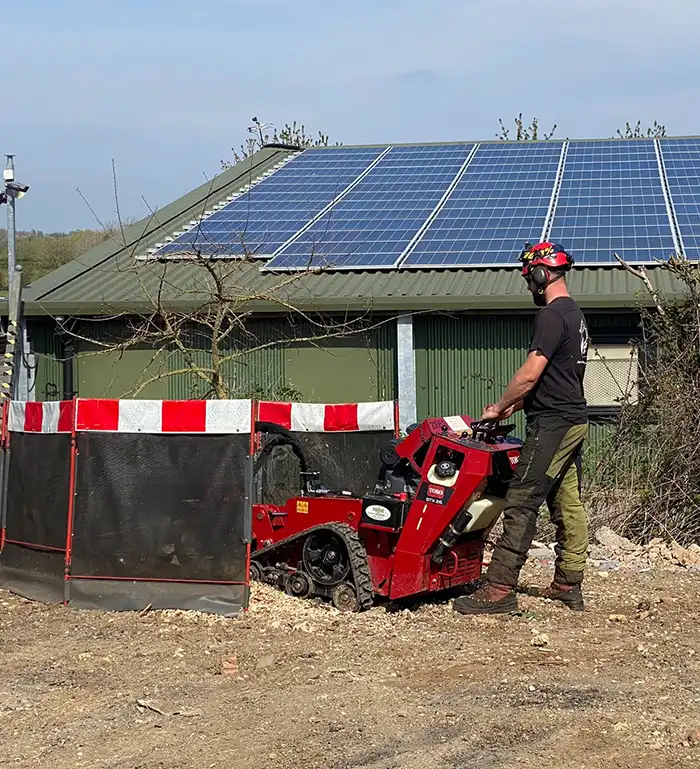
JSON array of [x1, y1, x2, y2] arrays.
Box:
[[534, 582, 584, 611], [453, 582, 518, 615]]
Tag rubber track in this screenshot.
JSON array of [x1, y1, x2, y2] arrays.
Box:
[[252, 522, 374, 611]]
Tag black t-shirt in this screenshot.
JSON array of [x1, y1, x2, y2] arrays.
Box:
[[523, 297, 589, 422]]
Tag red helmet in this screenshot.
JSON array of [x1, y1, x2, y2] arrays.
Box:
[[519, 241, 574, 278]]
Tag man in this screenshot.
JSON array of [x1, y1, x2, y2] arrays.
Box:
[[454, 242, 590, 615]]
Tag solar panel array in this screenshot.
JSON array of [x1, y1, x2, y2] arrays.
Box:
[[148, 137, 700, 270], [154, 147, 385, 257], [660, 138, 700, 260], [268, 144, 474, 269], [548, 141, 676, 264], [403, 142, 563, 267]]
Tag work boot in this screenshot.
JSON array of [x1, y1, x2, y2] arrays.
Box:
[[534, 582, 584, 611], [453, 582, 518, 615]]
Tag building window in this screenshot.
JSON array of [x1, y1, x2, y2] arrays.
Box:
[[584, 343, 639, 408]]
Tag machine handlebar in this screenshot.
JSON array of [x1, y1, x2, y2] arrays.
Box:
[[469, 419, 516, 444]]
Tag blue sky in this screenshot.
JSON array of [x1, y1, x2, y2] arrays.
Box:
[[5, 0, 700, 232]]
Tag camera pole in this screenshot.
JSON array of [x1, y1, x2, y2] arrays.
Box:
[[4, 156, 16, 292]]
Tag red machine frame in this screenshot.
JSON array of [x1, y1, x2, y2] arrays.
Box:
[[251, 414, 522, 605]]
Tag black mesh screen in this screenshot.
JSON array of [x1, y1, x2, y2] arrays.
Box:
[[259, 431, 391, 505], [4, 433, 71, 549], [72, 433, 250, 581], [0, 544, 66, 603], [67, 578, 247, 616], [0, 433, 70, 601]]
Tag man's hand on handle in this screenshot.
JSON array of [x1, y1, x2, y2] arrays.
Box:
[[480, 401, 521, 421]]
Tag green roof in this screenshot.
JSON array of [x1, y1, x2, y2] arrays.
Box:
[[24, 142, 688, 316]]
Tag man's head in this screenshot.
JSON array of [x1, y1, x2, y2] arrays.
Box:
[[519, 242, 574, 307]]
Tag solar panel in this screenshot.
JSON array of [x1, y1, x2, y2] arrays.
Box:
[[263, 144, 475, 270], [399, 142, 563, 268], [153, 147, 385, 258], [660, 138, 700, 259], [548, 140, 676, 264]]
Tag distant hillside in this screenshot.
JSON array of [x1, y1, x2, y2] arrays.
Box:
[[0, 228, 110, 290]]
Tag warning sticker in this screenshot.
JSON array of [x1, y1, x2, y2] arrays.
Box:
[[296, 500, 309, 514], [443, 416, 470, 433]]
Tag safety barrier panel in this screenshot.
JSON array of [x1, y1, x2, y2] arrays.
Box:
[[0, 402, 73, 604], [0, 397, 398, 616], [255, 400, 398, 505], [0, 399, 254, 616]]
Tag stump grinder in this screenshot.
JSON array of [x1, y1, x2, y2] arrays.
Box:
[[251, 415, 523, 612]]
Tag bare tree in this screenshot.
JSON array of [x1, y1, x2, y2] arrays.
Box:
[[588, 251, 700, 544], [497, 113, 557, 141], [615, 120, 667, 139], [51, 173, 388, 399], [52, 247, 392, 400], [222, 117, 339, 169], [497, 115, 669, 142]]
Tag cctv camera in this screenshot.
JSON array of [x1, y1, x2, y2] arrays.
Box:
[[6, 181, 29, 194]]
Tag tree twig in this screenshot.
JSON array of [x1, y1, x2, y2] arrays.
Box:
[[613, 252, 666, 318]]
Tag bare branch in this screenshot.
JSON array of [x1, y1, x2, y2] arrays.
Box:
[[613, 252, 666, 318]]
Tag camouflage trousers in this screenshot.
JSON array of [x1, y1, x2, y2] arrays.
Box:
[[486, 417, 589, 588]]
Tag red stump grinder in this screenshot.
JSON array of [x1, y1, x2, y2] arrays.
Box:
[[251, 415, 522, 612]]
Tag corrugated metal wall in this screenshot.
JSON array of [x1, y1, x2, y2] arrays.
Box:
[[168, 317, 396, 402], [29, 319, 64, 401], [29, 316, 396, 403], [415, 312, 532, 421], [414, 310, 639, 445], [30, 310, 637, 414], [166, 318, 287, 400]]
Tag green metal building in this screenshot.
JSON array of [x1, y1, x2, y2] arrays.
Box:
[[20, 142, 685, 429]]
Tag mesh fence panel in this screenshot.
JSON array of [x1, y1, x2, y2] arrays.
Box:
[[72, 433, 250, 582], [259, 431, 391, 505], [4, 433, 71, 549], [0, 433, 71, 601], [584, 344, 639, 407]]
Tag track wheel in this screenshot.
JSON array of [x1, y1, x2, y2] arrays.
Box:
[[302, 531, 351, 586], [249, 561, 263, 582], [286, 571, 312, 598], [331, 582, 360, 612]]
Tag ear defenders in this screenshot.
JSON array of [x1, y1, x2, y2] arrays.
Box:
[[528, 264, 550, 292], [528, 264, 565, 293]]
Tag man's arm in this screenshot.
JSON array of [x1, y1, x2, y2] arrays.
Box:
[[481, 308, 563, 420], [496, 399, 524, 420], [497, 351, 549, 411]]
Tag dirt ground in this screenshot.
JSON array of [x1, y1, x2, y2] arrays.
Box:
[[1, 561, 700, 769]]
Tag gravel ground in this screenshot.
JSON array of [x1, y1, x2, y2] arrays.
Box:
[[1, 561, 700, 768]]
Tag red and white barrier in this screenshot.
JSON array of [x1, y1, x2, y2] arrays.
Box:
[[8, 401, 75, 433], [6, 399, 395, 435], [257, 400, 395, 432], [75, 399, 252, 434]]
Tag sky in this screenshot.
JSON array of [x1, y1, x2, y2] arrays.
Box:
[[4, 0, 700, 232]]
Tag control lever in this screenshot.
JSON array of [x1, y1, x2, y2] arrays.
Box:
[[469, 419, 516, 444]]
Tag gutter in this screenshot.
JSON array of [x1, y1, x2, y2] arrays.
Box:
[[20, 292, 661, 318]]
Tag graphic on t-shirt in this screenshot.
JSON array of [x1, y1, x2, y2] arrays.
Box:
[[578, 318, 589, 364]]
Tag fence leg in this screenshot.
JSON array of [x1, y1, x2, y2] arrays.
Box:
[[0, 401, 11, 551], [63, 401, 78, 606], [244, 402, 256, 610], [243, 449, 254, 610]]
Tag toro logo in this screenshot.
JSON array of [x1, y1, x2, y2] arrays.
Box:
[[427, 485, 445, 499], [509, 455, 519, 467]]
